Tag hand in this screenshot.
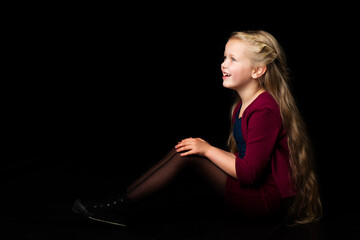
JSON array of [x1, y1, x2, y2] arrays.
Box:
[[175, 137, 212, 157]]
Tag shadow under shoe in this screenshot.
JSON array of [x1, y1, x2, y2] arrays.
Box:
[[72, 194, 128, 227]]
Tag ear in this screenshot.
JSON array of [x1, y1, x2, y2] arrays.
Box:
[[251, 65, 267, 79]]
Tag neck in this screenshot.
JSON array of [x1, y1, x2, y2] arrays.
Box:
[[236, 82, 265, 106]]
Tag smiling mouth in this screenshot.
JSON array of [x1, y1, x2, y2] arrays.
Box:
[[223, 72, 231, 77]]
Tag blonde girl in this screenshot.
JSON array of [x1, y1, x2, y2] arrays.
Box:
[[73, 30, 322, 226]]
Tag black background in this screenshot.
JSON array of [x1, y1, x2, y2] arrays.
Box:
[[2, 3, 359, 238]]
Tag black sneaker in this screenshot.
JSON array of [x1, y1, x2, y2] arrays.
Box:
[[72, 194, 128, 226]]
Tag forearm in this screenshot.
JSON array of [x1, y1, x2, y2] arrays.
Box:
[[204, 146, 237, 178]]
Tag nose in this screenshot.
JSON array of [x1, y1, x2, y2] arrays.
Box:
[[221, 59, 227, 69]]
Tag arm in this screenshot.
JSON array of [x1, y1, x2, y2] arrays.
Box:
[[234, 108, 281, 185], [175, 108, 281, 186], [204, 146, 237, 178], [175, 138, 237, 178]]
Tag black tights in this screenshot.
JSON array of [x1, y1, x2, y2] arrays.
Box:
[[125, 148, 227, 203]]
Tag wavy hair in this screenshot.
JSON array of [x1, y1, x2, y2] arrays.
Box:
[[227, 30, 322, 224]]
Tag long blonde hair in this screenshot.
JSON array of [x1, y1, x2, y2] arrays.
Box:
[[227, 30, 322, 224]]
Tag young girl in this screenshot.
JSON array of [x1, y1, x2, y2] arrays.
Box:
[[73, 30, 322, 226]]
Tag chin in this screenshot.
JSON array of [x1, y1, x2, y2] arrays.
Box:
[[222, 80, 237, 90]]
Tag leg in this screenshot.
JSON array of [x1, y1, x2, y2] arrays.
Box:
[[126, 148, 178, 192], [126, 148, 227, 203], [72, 148, 228, 227]]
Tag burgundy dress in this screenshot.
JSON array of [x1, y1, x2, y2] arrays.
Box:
[[225, 91, 296, 219]]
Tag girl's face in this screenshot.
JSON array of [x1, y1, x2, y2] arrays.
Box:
[[221, 39, 255, 90]]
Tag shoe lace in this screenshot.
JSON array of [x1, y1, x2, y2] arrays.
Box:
[[93, 194, 125, 208]]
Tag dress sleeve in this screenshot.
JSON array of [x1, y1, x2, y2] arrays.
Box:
[[235, 107, 281, 186]]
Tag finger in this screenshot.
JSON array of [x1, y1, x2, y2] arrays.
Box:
[[184, 138, 195, 143], [180, 150, 194, 156], [178, 140, 185, 145], [177, 140, 188, 146], [175, 142, 187, 149], [176, 146, 192, 153]]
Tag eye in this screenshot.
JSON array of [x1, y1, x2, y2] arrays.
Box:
[[223, 55, 237, 62]]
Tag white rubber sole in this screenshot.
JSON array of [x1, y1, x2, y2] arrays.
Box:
[[88, 216, 127, 227], [73, 200, 127, 227]]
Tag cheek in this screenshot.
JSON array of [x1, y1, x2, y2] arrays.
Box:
[[223, 67, 252, 89], [232, 67, 252, 82]]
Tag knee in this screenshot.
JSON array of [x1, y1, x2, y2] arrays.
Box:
[[174, 151, 188, 161], [175, 151, 205, 166]]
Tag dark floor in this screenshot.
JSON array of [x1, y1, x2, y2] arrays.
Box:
[[1, 144, 358, 240]]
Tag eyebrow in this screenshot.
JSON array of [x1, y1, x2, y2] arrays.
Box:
[[224, 53, 236, 58]]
